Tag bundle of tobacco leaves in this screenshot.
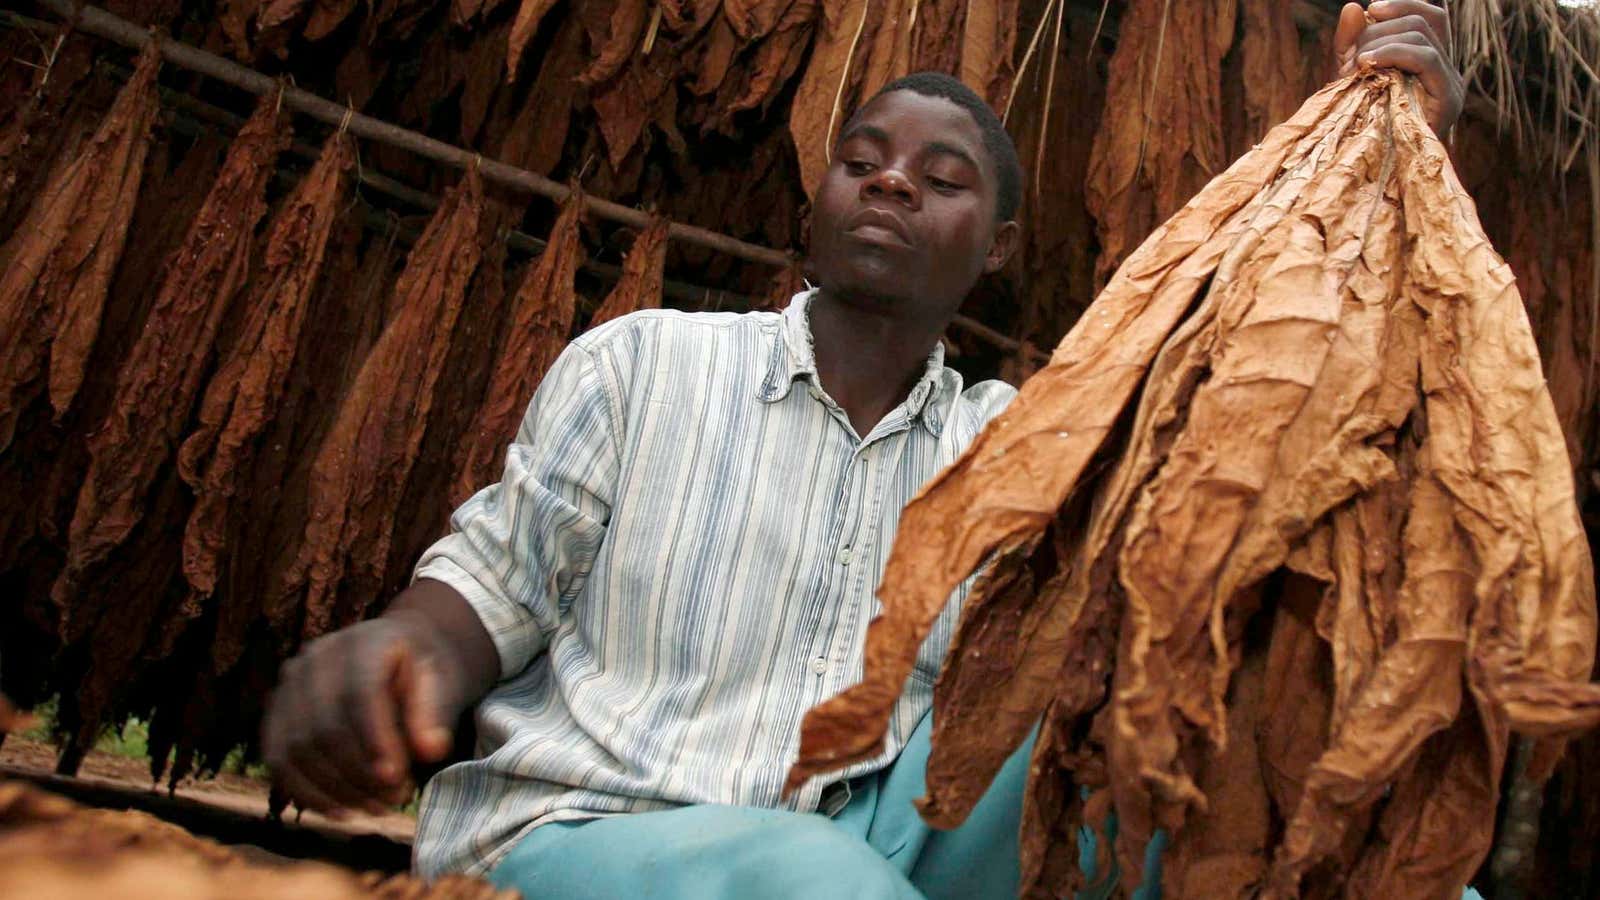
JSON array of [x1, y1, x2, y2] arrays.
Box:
[[176, 129, 355, 662], [788, 72, 1600, 900], [53, 93, 290, 638], [452, 187, 586, 505], [588, 214, 669, 328], [0, 40, 161, 453], [282, 167, 486, 641]]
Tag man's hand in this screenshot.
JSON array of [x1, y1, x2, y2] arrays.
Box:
[[1335, 1, 1466, 137], [263, 613, 467, 817]]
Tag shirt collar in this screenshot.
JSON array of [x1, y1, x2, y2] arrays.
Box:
[[757, 289, 950, 436]]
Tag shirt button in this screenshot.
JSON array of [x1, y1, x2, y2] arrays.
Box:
[[810, 657, 829, 675], [837, 546, 853, 565]]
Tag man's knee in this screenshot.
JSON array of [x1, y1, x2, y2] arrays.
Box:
[[708, 815, 920, 900]]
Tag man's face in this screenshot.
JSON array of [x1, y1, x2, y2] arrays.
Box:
[[808, 91, 1013, 317]]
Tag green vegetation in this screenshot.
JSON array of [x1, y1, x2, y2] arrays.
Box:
[[12, 696, 415, 814]]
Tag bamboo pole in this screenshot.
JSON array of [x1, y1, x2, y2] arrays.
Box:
[[24, 0, 1046, 362]]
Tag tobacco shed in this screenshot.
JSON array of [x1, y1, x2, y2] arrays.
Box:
[[0, 0, 1596, 896]]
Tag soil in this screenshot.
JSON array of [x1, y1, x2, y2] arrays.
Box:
[[0, 735, 415, 843]]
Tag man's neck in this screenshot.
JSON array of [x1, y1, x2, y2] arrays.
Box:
[[807, 288, 950, 438]]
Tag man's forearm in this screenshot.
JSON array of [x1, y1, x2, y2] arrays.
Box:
[[385, 578, 501, 711]]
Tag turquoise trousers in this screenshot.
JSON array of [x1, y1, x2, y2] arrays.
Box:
[[488, 712, 1481, 899]]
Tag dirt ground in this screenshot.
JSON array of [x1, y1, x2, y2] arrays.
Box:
[[0, 735, 416, 842]]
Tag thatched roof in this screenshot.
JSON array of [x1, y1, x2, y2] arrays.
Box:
[[1451, 0, 1600, 171]]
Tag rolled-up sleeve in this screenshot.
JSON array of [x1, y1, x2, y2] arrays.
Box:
[[414, 342, 621, 679]]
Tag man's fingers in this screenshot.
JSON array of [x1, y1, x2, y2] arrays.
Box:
[[1355, 15, 1447, 60], [346, 640, 412, 787], [1335, 2, 1367, 66], [288, 738, 366, 815], [395, 649, 453, 763], [1368, 0, 1450, 48], [1359, 40, 1452, 101]]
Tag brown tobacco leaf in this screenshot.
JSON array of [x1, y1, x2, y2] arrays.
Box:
[[285, 168, 485, 640], [51, 93, 290, 636], [757, 257, 808, 311], [579, 0, 652, 88], [0, 41, 161, 453], [588, 215, 669, 328], [790, 0, 870, 198], [692, 14, 743, 97], [218, 0, 261, 59], [1238, 0, 1303, 148], [958, 0, 1003, 101], [724, 0, 797, 41], [176, 131, 354, 621], [724, 2, 818, 118], [1085, 0, 1236, 287], [790, 73, 1600, 900], [857, 0, 914, 107], [452, 188, 586, 505], [592, 56, 675, 171], [494, 15, 586, 175], [506, 0, 563, 81]]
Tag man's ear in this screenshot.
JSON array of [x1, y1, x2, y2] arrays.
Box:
[[983, 220, 1022, 274]]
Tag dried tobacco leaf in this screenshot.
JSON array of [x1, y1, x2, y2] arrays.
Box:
[[578, 0, 652, 88], [724, 3, 818, 118], [51, 92, 290, 637], [790, 0, 870, 197], [506, 0, 562, 81], [588, 215, 669, 328], [386, 199, 521, 594], [495, 15, 586, 175], [724, 0, 797, 41], [176, 130, 354, 621], [758, 256, 808, 311], [1085, 0, 1236, 287], [1238, 0, 1303, 148], [452, 188, 586, 505], [691, 14, 742, 97], [957, 0, 1000, 100], [284, 168, 485, 640], [591, 56, 675, 171], [0, 41, 161, 453], [857, 0, 914, 104], [789, 73, 1600, 900]]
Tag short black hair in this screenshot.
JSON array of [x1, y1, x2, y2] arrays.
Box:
[[840, 71, 1023, 222]]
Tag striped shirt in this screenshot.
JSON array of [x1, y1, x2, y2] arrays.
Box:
[[412, 291, 1017, 877]]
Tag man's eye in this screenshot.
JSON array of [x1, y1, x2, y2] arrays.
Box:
[[928, 176, 963, 193], [844, 160, 875, 175]]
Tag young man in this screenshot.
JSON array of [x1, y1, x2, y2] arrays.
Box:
[[265, 4, 1464, 897]]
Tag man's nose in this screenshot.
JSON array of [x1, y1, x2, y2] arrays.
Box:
[[861, 167, 919, 208]]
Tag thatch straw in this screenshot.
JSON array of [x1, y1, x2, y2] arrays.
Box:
[[1452, 0, 1600, 172]]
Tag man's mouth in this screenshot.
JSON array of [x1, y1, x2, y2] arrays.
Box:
[[844, 207, 913, 247]]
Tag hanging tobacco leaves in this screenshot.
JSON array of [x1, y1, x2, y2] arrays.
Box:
[[790, 0, 870, 197], [1084, 0, 1235, 288], [452, 187, 587, 504], [588, 214, 669, 327], [283, 167, 485, 641], [175, 130, 355, 645], [51, 94, 289, 640], [788, 73, 1600, 900], [0, 40, 162, 453]]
